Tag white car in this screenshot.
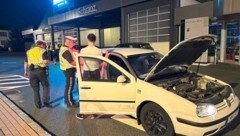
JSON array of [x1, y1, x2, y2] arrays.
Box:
[[76, 35, 239, 136]]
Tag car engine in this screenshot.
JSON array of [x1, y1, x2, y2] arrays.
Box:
[[155, 73, 232, 104]]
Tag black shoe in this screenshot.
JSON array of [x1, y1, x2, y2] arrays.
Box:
[[76, 114, 89, 120], [44, 102, 52, 108]]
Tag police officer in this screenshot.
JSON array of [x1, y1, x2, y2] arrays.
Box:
[[24, 40, 56, 109], [59, 36, 78, 107]]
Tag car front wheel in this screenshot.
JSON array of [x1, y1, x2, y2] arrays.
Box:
[[140, 102, 174, 136]]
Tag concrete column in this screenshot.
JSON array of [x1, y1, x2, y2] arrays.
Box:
[[61, 30, 64, 45], [120, 7, 125, 43], [220, 21, 227, 63], [77, 27, 81, 45], [170, 0, 180, 48], [99, 28, 104, 48], [51, 25, 55, 50]]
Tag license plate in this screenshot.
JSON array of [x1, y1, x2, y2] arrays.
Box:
[[227, 109, 239, 124]]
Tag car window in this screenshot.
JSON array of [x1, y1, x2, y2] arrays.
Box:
[[79, 57, 126, 82], [108, 55, 129, 73], [127, 53, 163, 79]]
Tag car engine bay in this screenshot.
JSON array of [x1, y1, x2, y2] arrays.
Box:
[[152, 73, 232, 104]]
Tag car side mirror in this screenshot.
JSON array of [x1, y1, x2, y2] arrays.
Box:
[[117, 75, 127, 83]]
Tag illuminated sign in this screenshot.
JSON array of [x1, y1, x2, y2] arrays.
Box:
[[53, 0, 68, 7], [78, 5, 97, 15]]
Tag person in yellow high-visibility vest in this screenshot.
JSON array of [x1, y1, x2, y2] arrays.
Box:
[[24, 40, 56, 109], [59, 36, 78, 107]]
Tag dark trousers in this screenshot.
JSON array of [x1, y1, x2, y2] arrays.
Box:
[[83, 69, 100, 81], [63, 68, 76, 106], [29, 68, 50, 108]]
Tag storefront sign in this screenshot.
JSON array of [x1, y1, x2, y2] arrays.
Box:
[[78, 5, 97, 15]]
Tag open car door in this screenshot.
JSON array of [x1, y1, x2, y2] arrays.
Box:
[[76, 54, 136, 115]]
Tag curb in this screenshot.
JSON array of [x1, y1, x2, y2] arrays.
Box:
[[0, 92, 52, 136]]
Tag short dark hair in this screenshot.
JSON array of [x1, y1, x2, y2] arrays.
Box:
[[87, 33, 96, 42]]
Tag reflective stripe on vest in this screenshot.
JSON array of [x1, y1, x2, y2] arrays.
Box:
[[27, 46, 46, 68], [59, 46, 75, 70]]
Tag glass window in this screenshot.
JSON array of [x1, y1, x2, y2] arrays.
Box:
[[138, 31, 147, 37], [148, 8, 158, 15], [148, 15, 158, 22], [148, 22, 158, 29], [138, 17, 147, 24], [138, 10, 147, 17], [0, 32, 7, 37], [129, 12, 137, 18], [129, 26, 137, 31], [159, 13, 170, 20], [108, 55, 129, 72], [1, 40, 7, 46], [128, 5, 170, 43], [127, 53, 163, 79], [79, 57, 125, 82], [138, 24, 147, 30]]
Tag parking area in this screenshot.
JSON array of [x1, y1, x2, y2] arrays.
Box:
[[0, 53, 239, 136]]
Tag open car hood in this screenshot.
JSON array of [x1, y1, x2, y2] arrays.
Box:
[[144, 35, 218, 81]]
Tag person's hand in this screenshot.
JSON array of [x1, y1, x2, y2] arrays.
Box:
[[24, 72, 28, 77]]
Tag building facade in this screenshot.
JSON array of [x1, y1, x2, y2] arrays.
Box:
[[0, 30, 10, 49], [23, 0, 240, 64], [22, 0, 179, 55]]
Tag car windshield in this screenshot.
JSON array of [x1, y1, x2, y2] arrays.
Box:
[[127, 53, 163, 79], [149, 65, 188, 81]]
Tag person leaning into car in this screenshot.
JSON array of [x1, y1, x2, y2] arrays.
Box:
[[24, 40, 56, 109], [80, 33, 102, 80], [59, 36, 78, 107]]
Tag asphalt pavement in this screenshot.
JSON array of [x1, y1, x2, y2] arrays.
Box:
[[0, 52, 239, 136]]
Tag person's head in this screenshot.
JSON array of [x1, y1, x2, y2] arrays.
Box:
[[65, 36, 77, 48], [87, 33, 96, 45], [36, 40, 47, 49]]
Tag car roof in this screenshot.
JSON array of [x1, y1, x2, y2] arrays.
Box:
[[118, 42, 150, 45], [102, 48, 156, 57]]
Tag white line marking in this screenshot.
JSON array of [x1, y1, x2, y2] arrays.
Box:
[[0, 85, 30, 91], [0, 74, 30, 91], [0, 81, 29, 85], [0, 75, 19, 78], [0, 78, 26, 82], [1, 62, 17, 64]]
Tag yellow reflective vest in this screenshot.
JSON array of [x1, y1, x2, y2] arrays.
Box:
[[27, 46, 47, 68], [59, 46, 75, 70]]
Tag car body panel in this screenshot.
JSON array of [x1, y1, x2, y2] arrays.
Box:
[[76, 55, 137, 114], [76, 36, 239, 136]]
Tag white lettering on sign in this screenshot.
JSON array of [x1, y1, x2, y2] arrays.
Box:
[[78, 5, 97, 15]]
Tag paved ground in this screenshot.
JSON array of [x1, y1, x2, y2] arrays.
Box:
[[0, 52, 240, 136], [0, 92, 50, 136]]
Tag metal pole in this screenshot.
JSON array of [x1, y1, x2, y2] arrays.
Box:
[[220, 21, 227, 63], [214, 47, 217, 65]]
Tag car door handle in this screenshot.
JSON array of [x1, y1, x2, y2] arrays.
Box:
[[81, 87, 91, 89]]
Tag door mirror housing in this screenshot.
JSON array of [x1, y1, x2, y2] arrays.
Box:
[[117, 75, 127, 83]]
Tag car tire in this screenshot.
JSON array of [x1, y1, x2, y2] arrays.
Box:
[[140, 102, 174, 136]]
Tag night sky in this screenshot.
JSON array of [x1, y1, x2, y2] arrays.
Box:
[[0, 0, 52, 29]]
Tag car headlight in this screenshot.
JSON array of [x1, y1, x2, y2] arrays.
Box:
[[196, 103, 216, 117]]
